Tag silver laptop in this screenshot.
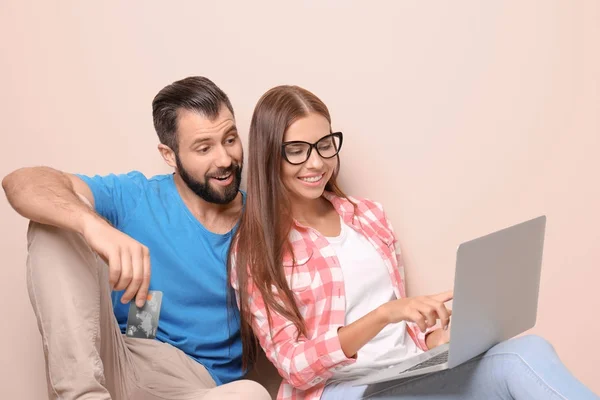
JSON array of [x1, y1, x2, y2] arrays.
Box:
[[352, 215, 546, 386]]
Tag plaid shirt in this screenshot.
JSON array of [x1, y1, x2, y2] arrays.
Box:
[[232, 193, 431, 400]]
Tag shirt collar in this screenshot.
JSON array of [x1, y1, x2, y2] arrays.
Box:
[[291, 191, 356, 230]]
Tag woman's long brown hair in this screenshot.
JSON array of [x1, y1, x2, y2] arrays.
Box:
[[228, 85, 348, 369]]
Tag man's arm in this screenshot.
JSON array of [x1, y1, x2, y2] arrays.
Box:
[[2, 166, 151, 307], [2, 166, 99, 234]]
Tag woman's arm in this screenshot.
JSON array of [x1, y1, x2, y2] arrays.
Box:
[[231, 273, 355, 390], [337, 307, 388, 357], [233, 270, 451, 390], [338, 291, 452, 357]]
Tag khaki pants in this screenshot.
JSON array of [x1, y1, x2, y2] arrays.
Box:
[[26, 222, 270, 400]]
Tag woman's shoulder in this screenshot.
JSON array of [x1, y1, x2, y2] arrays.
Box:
[[325, 192, 388, 223], [350, 195, 385, 211]]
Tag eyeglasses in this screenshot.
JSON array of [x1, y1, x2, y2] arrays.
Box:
[[281, 132, 343, 165]]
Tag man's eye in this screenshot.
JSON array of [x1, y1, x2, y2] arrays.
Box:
[[225, 137, 237, 145], [198, 147, 210, 154]]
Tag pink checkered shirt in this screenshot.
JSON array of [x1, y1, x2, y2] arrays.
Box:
[[232, 193, 430, 400]]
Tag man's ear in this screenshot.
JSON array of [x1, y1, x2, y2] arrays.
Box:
[[158, 144, 177, 169]]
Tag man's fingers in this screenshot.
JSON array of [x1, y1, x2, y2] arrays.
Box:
[[135, 247, 151, 308], [115, 251, 133, 294], [122, 247, 143, 304], [108, 250, 121, 289]]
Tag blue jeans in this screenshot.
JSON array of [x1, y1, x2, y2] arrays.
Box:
[[321, 335, 598, 399]]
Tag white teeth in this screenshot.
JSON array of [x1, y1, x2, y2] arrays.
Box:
[[300, 175, 323, 183]]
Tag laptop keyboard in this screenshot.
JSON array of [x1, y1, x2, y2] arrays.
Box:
[[404, 351, 449, 372]]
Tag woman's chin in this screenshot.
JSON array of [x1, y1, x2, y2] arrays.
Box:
[[292, 186, 326, 201]]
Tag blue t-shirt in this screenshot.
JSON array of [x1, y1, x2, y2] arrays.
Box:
[[76, 171, 244, 385]]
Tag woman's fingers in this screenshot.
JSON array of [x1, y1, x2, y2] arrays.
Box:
[[416, 300, 438, 329], [431, 290, 453, 303], [408, 308, 428, 332], [423, 297, 451, 329]]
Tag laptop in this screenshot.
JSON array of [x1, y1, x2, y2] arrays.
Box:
[[352, 215, 546, 386]]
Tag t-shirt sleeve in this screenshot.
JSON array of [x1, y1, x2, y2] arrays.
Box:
[[75, 171, 146, 229]]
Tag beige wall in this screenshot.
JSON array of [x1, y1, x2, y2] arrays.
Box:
[[1, 1, 598, 397]]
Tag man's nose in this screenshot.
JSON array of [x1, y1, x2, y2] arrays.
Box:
[[214, 144, 233, 168]]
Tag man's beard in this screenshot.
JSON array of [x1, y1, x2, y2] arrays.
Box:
[[175, 155, 242, 205]]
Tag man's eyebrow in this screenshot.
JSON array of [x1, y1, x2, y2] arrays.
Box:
[[189, 125, 237, 147], [190, 137, 212, 146], [224, 126, 238, 135]]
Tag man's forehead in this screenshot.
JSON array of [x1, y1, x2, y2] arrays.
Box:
[[177, 107, 236, 139]]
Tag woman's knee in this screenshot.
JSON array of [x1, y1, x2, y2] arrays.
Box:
[[491, 334, 557, 363], [513, 334, 555, 354]]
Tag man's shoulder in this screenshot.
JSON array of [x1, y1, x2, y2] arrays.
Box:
[[110, 171, 173, 192], [122, 172, 175, 203], [79, 170, 175, 204], [144, 172, 174, 187], [120, 171, 171, 184], [77, 170, 162, 185]]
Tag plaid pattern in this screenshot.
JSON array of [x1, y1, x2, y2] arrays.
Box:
[[232, 193, 431, 400]]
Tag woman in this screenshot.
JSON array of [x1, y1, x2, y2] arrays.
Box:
[[229, 85, 597, 400]]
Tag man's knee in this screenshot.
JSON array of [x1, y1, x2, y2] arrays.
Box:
[[27, 221, 94, 261], [26, 194, 93, 255], [216, 379, 272, 400], [26, 221, 103, 293], [235, 380, 272, 400]]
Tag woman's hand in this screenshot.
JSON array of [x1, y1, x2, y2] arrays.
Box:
[[425, 324, 451, 349], [378, 290, 453, 332]]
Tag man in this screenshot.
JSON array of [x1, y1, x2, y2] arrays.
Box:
[[2, 76, 270, 400]]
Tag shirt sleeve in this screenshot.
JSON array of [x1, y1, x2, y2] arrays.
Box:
[[75, 171, 145, 229], [230, 260, 356, 390]]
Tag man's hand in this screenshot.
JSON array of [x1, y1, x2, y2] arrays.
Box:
[[3, 167, 151, 307], [81, 215, 151, 307]]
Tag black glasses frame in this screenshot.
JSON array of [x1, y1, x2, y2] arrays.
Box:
[[281, 132, 344, 165]]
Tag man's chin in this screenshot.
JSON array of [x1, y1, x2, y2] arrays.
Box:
[[207, 182, 240, 204]]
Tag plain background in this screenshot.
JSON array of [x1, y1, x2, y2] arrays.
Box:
[[1, 1, 598, 398]]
